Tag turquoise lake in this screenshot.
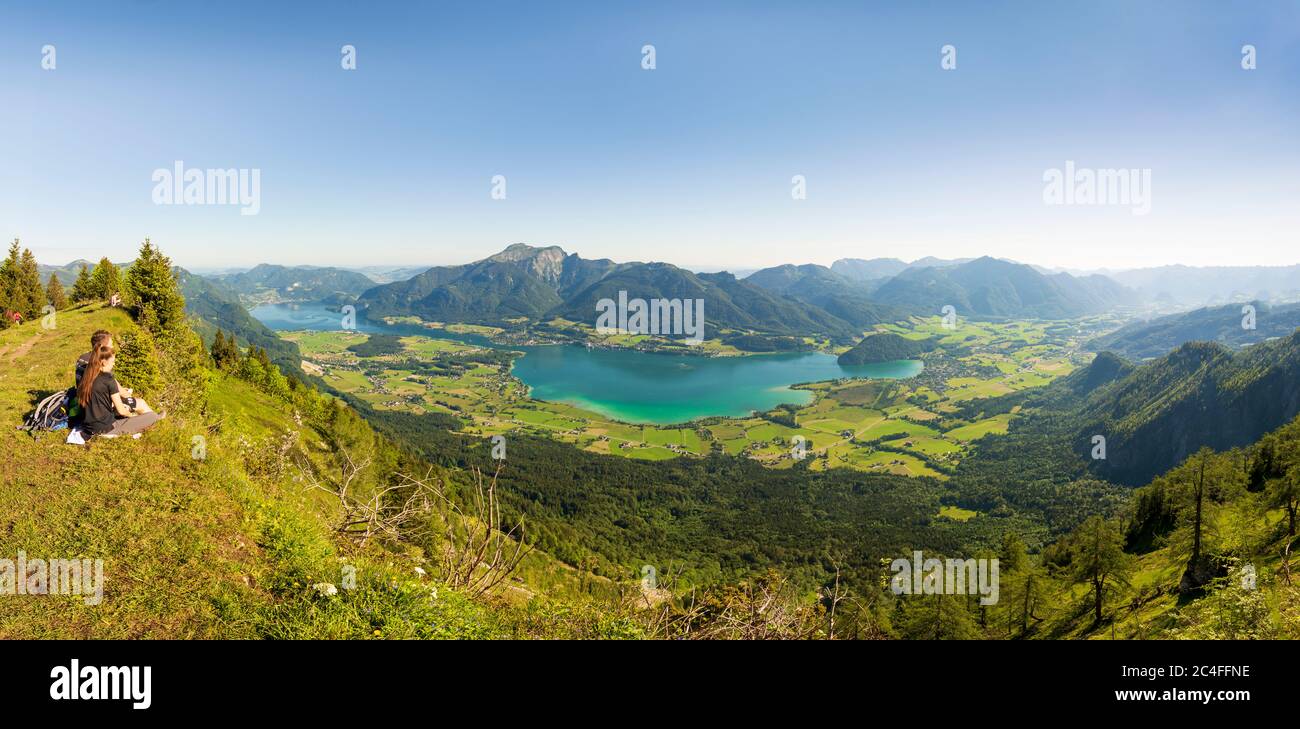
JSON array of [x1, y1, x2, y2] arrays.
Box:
[[251, 304, 924, 425]]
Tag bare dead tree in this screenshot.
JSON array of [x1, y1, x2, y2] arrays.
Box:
[[300, 450, 435, 547], [661, 571, 819, 640], [426, 463, 533, 598], [822, 562, 848, 640]]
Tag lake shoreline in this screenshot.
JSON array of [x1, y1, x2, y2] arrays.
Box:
[[253, 303, 924, 426]]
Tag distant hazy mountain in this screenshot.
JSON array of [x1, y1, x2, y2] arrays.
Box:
[[829, 257, 910, 282], [173, 268, 302, 372], [829, 256, 976, 284], [358, 244, 866, 338], [37, 259, 131, 286], [1087, 301, 1300, 360], [214, 264, 375, 306], [1109, 265, 1300, 306], [744, 264, 904, 327], [870, 257, 1136, 319], [346, 265, 437, 284]]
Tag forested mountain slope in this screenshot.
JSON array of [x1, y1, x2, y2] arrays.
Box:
[[1087, 301, 1300, 361], [871, 257, 1136, 319], [360, 244, 868, 338]]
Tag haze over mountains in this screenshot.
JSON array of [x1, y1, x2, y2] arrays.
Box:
[[351, 244, 1151, 335], [212, 264, 375, 306], [48, 244, 1300, 353], [1087, 301, 1300, 361]]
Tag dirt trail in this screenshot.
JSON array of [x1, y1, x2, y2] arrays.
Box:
[[4, 334, 40, 363]]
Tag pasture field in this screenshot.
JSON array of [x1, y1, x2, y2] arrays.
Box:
[[282, 316, 1088, 478]]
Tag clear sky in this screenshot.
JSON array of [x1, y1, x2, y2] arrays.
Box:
[[2, 1, 1297, 272]]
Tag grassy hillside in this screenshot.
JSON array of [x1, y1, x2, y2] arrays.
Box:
[[0, 304, 641, 638], [6, 300, 1296, 640]]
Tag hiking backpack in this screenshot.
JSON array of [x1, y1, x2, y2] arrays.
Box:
[[19, 387, 77, 435]]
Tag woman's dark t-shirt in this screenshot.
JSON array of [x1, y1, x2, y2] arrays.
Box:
[[82, 373, 121, 435]]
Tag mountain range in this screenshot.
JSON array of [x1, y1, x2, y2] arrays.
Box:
[[357, 244, 865, 338], [173, 267, 303, 373], [213, 264, 375, 306], [829, 256, 976, 284], [1087, 301, 1300, 360], [1109, 264, 1300, 306], [354, 245, 1140, 336]]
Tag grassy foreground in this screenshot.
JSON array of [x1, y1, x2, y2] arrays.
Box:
[[0, 305, 642, 638]]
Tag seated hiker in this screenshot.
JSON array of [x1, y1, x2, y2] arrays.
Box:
[[76, 342, 163, 438], [75, 330, 114, 387]]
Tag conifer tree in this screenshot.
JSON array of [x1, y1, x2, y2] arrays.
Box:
[[16, 247, 44, 318], [211, 330, 241, 370], [1268, 465, 1300, 538], [89, 257, 122, 300], [114, 330, 160, 396], [998, 533, 1050, 638], [124, 238, 185, 335], [46, 274, 67, 310], [0, 240, 46, 322], [1069, 516, 1131, 628], [0, 241, 19, 328], [70, 263, 94, 303]]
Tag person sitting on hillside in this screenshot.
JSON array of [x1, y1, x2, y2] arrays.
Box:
[[76, 343, 163, 438], [75, 330, 113, 387], [108, 292, 122, 307]]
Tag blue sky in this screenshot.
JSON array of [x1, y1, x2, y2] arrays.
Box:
[[2, 1, 1297, 271]]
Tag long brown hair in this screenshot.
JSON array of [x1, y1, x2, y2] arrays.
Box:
[[77, 344, 115, 408], [90, 330, 112, 352]]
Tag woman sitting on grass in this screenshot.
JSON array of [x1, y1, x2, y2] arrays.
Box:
[[76, 343, 163, 438]]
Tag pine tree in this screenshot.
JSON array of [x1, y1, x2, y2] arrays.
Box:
[[211, 330, 241, 370], [114, 330, 160, 396], [0, 240, 45, 323], [998, 533, 1050, 638], [1268, 464, 1300, 538], [0, 241, 19, 328], [70, 263, 94, 303], [898, 591, 979, 640], [46, 273, 67, 310], [16, 247, 44, 319], [89, 257, 122, 301], [124, 238, 185, 335], [1159, 448, 1242, 591], [212, 330, 227, 366], [1069, 516, 1132, 628]]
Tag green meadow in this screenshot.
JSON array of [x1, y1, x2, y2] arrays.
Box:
[[283, 316, 1085, 477]]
